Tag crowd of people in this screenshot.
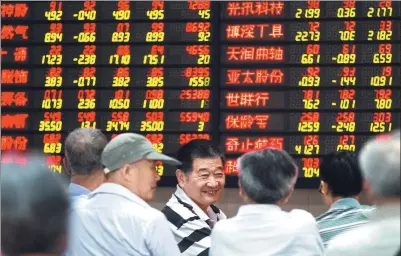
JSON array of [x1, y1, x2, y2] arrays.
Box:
[[1, 128, 400, 256]]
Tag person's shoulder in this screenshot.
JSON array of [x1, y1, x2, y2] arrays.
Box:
[[213, 218, 237, 237], [288, 209, 316, 223], [326, 226, 369, 255], [164, 193, 178, 208], [70, 195, 89, 210], [128, 202, 165, 220], [360, 204, 376, 210], [360, 204, 376, 212], [315, 209, 333, 222], [358, 204, 377, 218], [287, 209, 319, 234], [162, 195, 197, 220]]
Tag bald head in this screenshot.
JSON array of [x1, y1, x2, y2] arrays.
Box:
[[1, 155, 69, 255], [65, 128, 107, 175], [359, 130, 400, 197]]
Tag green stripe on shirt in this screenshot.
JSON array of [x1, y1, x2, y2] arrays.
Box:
[[316, 198, 376, 246]]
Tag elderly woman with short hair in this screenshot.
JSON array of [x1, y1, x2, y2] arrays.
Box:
[[210, 148, 324, 256]]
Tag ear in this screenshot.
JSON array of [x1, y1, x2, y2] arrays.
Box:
[[238, 182, 245, 198], [283, 187, 294, 204], [321, 181, 330, 195], [121, 164, 133, 182], [176, 169, 186, 187]]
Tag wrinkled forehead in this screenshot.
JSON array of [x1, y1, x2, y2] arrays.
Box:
[[192, 157, 224, 173]]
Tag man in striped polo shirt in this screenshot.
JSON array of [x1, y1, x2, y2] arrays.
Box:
[[316, 151, 376, 246], [326, 130, 400, 256], [162, 140, 226, 256]]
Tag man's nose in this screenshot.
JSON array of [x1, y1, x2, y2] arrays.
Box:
[[207, 176, 219, 187]]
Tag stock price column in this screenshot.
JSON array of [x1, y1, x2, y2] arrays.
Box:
[[1, 2, 64, 171], [219, 0, 400, 179]]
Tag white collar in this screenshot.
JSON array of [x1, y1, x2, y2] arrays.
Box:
[[237, 204, 281, 216], [90, 183, 150, 209], [174, 185, 219, 221]]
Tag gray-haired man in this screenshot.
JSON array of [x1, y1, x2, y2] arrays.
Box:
[[210, 148, 324, 256], [326, 130, 400, 256], [67, 133, 181, 256], [64, 128, 107, 204]]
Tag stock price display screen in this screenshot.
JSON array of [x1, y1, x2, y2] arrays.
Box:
[[2, 0, 400, 187]]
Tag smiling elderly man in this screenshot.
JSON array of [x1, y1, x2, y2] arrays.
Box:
[[162, 139, 226, 256]]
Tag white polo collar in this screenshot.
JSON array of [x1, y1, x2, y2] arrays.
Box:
[[237, 204, 282, 216]]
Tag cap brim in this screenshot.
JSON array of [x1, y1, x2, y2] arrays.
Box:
[[145, 151, 181, 166]]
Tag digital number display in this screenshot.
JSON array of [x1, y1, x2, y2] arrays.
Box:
[[1, 133, 211, 155], [220, 1, 400, 19], [2, 89, 212, 110], [2, 1, 400, 188], [221, 112, 399, 132], [2, 67, 212, 88], [2, 1, 212, 21], [222, 134, 377, 155], [2, 45, 212, 66], [221, 66, 399, 87], [10, 22, 212, 43], [222, 44, 400, 64], [221, 90, 401, 110], [1, 111, 212, 132], [222, 21, 400, 42], [224, 157, 321, 178]]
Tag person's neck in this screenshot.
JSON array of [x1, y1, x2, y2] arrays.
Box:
[[331, 195, 358, 205], [243, 198, 283, 208], [191, 199, 209, 213], [71, 171, 104, 191], [193, 199, 209, 213]]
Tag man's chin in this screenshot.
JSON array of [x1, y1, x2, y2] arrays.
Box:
[[201, 191, 221, 204]]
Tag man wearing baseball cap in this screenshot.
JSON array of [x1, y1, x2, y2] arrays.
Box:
[[67, 133, 181, 256]]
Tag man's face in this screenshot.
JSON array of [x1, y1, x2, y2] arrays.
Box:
[[180, 157, 225, 210], [130, 159, 160, 202]]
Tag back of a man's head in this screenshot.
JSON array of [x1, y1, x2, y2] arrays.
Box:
[[320, 151, 363, 197], [359, 130, 400, 198], [64, 128, 107, 175], [1, 156, 69, 255], [238, 148, 298, 204]]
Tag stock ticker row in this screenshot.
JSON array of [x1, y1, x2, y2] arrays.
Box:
[[1, 1, 400, 186]]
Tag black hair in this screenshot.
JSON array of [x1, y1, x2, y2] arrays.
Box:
[[176, 139, 225, 174], [320, 151, 363, 197]]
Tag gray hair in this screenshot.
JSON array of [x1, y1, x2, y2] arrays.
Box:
[[359, 130, 400, 197], [1, 155, 69, 255], [238, 148, 298, 204], [64, 128, 107, 175]]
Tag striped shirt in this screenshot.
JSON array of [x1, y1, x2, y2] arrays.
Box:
[[162, 186, 227, 256], [316, 198, 376, 246]]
